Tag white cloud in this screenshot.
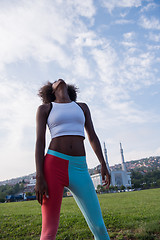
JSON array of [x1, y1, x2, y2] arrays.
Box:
[[123, 32, 135, 40], [139, 15, 160, 30], [67, 0, 96, 18], [147, 44, 160, 50], [0, 77, 40, 180], [72, 55, 93, 79], [0, 0, 96, 71], [79, 85, 97, 103], [121, 32, 136, 47], [101, 0, 142, 13], [148, 33, 160, 42], [0, 1, 69, 70], [0, 78, 38, 145], [121, 41, 136, 47], [74, 31, 104, 48], [115, 19, 134, 24], [101, 84, 159, 124], [91, 45, 117, 84], [120, 11, 129, 18], [118, 49, 157, 91], [140, 2, 157, 12], [125, 52, 154, 68], [87, 35, 159, 125]]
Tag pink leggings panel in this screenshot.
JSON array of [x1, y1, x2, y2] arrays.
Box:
[[41, 154, 69, 239]]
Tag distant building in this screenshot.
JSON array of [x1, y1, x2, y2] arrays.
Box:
[[91, 142, 132, 189], [91, 173, 102, 189], [24, 177, 36, 193], [30, 177, 36, 185]]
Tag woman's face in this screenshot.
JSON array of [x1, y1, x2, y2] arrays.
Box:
[[52, 79, 66, 92]]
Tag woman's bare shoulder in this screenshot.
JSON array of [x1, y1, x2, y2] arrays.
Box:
[[37, 103, 51, 115], [77, 102, 89, 112]]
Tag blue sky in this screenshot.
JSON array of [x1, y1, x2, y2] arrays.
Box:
[[0, 0, 160, 181]]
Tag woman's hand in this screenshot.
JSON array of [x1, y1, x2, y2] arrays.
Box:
[[35, 175, 49, 205], [101, 163, 111, 189]]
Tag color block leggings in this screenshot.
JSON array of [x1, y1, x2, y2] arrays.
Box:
[[40, 150, 110, 240]]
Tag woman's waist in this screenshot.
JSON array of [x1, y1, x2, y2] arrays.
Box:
[[48, 135, 85, 156], [46, 149, 88, 170]]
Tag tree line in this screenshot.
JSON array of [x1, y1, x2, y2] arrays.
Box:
[[1, 169, 160, 202], [131, 169, 160, 189], [0, 182, 24, 202]]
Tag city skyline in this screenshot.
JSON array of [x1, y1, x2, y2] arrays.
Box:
[[0, 0, 160, 181]]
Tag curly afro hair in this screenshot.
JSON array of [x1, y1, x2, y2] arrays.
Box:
[[38, 81, 78, 104]]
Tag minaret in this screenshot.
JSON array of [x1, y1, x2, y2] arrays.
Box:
[[104, 142, 111, 174], [120, 142, 127, 172]]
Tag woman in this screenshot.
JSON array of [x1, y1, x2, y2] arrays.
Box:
[[35, 79, 111, 240]]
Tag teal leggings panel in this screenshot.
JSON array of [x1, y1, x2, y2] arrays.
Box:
[[68, 155, 110, 240]]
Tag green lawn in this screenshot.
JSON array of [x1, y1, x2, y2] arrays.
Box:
[[0, 188, 160, 239]]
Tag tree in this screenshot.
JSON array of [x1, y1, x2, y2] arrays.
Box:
[[133, 179, 141, 188], [14, 183, 20, 193], [25, 192, 33, 196], [156, 179, 160, 187], [109, 185, 115, 191], [120, 185, 125, 191], [97, 185, 106, 193]]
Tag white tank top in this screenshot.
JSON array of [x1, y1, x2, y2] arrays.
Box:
[[47, 101, 85, 139]]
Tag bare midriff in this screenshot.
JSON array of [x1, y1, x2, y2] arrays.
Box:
[[48, 135, 86, 156]]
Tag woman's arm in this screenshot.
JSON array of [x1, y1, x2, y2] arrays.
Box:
[[35, 104, 50, 204], [80, 103, 111, 188]]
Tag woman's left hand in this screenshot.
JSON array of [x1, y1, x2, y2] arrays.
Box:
[[101, 162, 111, 189]]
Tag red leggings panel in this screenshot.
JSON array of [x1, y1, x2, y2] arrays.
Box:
[[40, 154, 69, 240]]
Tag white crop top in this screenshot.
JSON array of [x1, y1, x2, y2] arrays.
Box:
[[47, 101, 85, 139]]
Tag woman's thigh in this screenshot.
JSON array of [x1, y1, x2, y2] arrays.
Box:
[[68, 167, 110, 239], [41, 154, 69, 239]]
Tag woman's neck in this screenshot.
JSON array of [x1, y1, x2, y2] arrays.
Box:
[[54, 88, 71, 103]]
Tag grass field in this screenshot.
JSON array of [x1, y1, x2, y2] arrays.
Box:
[[0, 188, 160, 240]]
